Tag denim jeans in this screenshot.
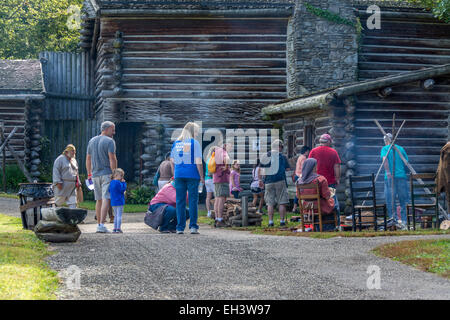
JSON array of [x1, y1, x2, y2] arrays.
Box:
[[175, 177, 199, 231], [112, 205, 123, 230], [384, 177, 409, 223], [149, 203, 189, 232]]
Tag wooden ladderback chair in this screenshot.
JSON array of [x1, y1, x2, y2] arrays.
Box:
[[407, 173, 439, 230], [349, 174, 387, 231], [297, 182, 337, 232]]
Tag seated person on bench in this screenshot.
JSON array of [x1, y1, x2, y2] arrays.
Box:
[[297, 158, 336, 231]]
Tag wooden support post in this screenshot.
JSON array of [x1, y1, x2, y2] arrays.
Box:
[[241, 196, 248, 227]]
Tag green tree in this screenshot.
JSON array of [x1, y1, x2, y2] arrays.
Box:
[[0, 0, 83, 59], [407, 0, 450, 23]]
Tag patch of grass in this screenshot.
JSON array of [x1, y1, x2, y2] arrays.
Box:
[[373, 239, 450, 278], [0, 214, 59, 300], [251, 228, 450, 239], [197, 210, 450, 239], [77, 201, 148, 213], [0, 192, 19, 199]]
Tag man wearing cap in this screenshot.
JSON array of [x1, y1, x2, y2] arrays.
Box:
[[260, 139, 291, 227], [309, 134, 341, 221], [381, 133, 409, 228], [86, 121, 117, 233], [53, 144, 80, 209]]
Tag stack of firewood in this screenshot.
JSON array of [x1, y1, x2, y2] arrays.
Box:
[[210, 198, 263, 227]]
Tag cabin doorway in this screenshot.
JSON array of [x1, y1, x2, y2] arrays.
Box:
[[115, 122, 142, 182]]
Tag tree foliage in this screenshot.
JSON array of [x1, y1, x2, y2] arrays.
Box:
[[406, 0, 450, 23], [0, 0, 83, 59]]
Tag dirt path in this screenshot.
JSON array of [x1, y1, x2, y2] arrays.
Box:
[[1, 196, 449, 300]]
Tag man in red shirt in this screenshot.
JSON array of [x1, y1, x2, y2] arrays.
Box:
[[308, 134, 341, 222]]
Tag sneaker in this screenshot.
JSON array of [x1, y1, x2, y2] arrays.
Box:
[[207, 211, 211, 218], [96, 225, 111, 233], [169, 229, 177, 233], [268, 222, 274, 227], [190, 228, 199, 234], [159, 230, 170, 234], [280, 221, 286, 227], [176, 230, 184, 234]]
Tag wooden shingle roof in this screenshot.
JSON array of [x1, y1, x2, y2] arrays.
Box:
[[0, 60, 45, 100], [0, 60, 43, 93]]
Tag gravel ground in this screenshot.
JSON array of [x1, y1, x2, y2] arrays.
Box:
[[1, 197, 449, 300]]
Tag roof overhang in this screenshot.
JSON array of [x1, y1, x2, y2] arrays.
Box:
[[99, 8, 294, 18]]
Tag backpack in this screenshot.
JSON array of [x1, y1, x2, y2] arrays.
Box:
[[208, 151, 216, 174], [144, 205, 167, 230]]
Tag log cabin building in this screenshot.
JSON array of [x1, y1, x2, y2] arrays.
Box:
[[0, 60, 45, 180], [262, 64, 450, 215], [0, 0, 449, 206]]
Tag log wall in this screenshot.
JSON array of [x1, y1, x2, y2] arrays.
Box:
[[95, 18, 288, 123], [357, 7, 450, 80], [0, 100, 26, 162], [93, 17, 289, 185]]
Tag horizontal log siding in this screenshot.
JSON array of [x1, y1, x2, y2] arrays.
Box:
[[0, 100, 25, 162], [96, 18, 288, 122], [357, 10, 450, 81]]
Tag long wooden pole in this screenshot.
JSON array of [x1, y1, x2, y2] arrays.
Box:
[[0, 127, 17, 154], [391, 114, 396, 221]]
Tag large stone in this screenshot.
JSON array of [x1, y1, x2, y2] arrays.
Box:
[[344, 54, 358, 64], [34, 221, 81, 243], [311, 58, 322, 68], [140, 154, 152, 161]]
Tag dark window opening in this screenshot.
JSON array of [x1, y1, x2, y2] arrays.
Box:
[[304, 125, 315, 149], [288, 134, 295, 158]]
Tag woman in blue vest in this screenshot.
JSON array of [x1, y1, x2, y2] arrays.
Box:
[[170, 122, 204, 234]]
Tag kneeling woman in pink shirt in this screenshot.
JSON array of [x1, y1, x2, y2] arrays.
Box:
[[149, 179, 189, 233]]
